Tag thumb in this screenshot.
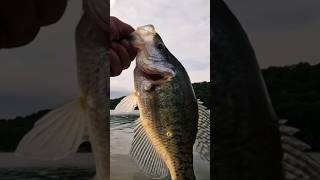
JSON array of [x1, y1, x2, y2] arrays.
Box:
[[110, 16, 134, 41]]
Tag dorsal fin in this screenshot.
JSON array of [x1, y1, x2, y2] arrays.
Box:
[[114, 93, 138, 112], [194, 99, 210, 161]]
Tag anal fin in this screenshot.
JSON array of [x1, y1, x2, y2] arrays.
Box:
[[129, 118, 169, 179]]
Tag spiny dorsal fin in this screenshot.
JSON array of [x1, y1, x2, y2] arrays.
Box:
[[114, 92, 138, 112], [194, 99, 210, 161], [129, 118, 169, 179]]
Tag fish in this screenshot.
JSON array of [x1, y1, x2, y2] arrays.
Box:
[[212, 1, 320, 179], [115, 25, 210, 180], [14, 14, 109, 180]]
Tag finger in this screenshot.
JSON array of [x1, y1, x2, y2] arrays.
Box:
[[120, 39, 137, 61], [0, 0, 40, 48], [36, 0, 68, 26], [110, 49, 122, 76], [111, 42, 131, 70], [110, 16, 135, 41]]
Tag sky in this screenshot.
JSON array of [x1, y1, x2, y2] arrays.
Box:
[[224, 0, 320, 68], [110, 0, 210, 98], [0, 0, 210, 118], [0, 0, 82, 118], [1, 0, 319, 118]]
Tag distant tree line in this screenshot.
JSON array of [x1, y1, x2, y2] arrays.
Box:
[[0, 62, 319, 152], [262, 62, 320, 151], [0, 109, 50, 152], [109, 82, 210, 110]]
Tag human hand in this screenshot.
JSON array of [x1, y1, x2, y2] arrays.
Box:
[[0, 0, 68, 49], [110, 16, 137, 76]]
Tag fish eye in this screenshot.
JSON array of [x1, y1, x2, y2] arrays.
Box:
[[157, 43, 164, 50]]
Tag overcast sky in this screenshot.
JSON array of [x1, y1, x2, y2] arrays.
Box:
[[110, 0, 210, 98], [0, 0, 210, 118], [1, 0, 319, 118], [224, 0, 320, 67], [0, 0, 82, 118]]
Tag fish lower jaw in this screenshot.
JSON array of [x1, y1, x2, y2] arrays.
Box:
[[138, 69, 174, 87], [136, 60, 175, 81]]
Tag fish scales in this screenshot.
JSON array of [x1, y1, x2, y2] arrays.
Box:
[[14, 13, 110, 180], [75, 13, 110, 180], [132, 25, 199, 180]]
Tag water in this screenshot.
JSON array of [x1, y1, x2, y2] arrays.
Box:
[[110, 112, 210, 180], [0, 167, 94, 180], [0, 112, 210, 179], [0, 153, 95, 180]]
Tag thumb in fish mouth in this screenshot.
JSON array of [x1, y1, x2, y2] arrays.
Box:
[[110, 47, 131, 77], [110, 39, 137, 77], [129, 24, 156, 49], [110, 17, 137, 76], [110, 16, 135, 41], [129, 31, 145, 49]]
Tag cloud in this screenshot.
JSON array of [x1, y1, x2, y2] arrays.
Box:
[[224, 0, 320, 31], [110, 90, 129, 99], [0, 0, 82, 118], [183, 58, 211, 71], [111, 0, 210, 98], [0, 0, 210, 117], [0, 92, 73, 119], [223, 0, 320, 68]]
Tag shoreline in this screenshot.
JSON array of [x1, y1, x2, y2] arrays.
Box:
[[0, 153, 95, 168]]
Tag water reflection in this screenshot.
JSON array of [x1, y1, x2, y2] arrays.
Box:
[[0, 167, 94, 180], [0, 112, 210, 179], [110, 112, 210, 180]]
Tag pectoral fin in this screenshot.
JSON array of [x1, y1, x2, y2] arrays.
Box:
[[129, 118, 169, 179], [194, 99, 210, 161], [15, 98, 89, 160]]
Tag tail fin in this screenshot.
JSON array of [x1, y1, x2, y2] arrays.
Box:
[[15, 98, 89, 160]]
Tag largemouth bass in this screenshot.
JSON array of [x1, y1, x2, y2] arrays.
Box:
[[14, 13, 109, 180], [115, 25, 210, 180], [212, 1, 320, 179]]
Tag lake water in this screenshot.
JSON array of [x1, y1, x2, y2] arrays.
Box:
[[0, 112, 210, 180]]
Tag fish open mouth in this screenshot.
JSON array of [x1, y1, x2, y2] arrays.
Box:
[[141, 68, 165, 81], [137, 63, 175, 83]]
